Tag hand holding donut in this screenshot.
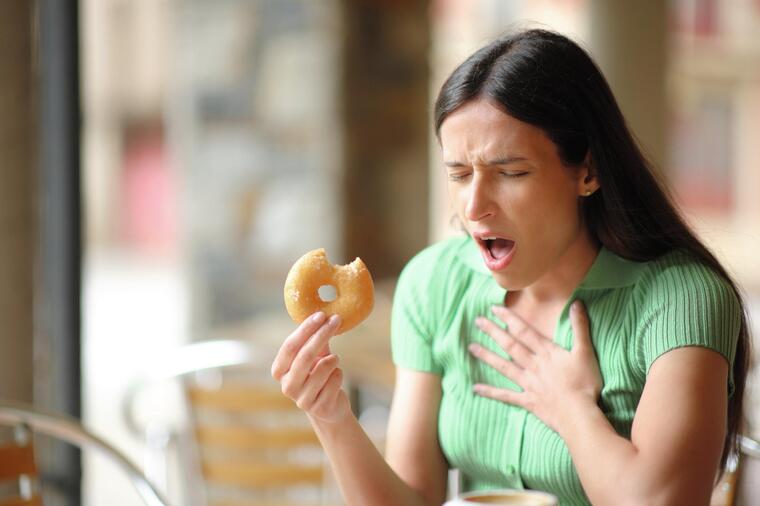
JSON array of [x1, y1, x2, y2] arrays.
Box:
[[271, 311, 351, 424], [274, 249, 375, 423]]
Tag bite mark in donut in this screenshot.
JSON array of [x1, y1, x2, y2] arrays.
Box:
[[284, 248, 374, 334]]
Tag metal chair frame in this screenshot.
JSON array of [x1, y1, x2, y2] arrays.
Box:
[[0, 400, 169, 506]]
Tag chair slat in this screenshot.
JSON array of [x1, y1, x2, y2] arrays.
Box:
[[187, 386, 298, 412], [0, 496, 43, 506], [0, 444, 37, 480], [202, 460, 324, 487], [185, 381, 329, 502], [196, 425, 320, 450]]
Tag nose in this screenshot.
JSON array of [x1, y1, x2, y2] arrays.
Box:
[[464, 174, 495, 222]]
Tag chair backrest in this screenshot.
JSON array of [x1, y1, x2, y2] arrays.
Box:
[[0, 400, 169, 506], [184, 375, 327, 506], [123, 339, 334, 506]]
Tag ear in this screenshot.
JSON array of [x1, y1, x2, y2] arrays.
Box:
[[577, 151, 600, 196]]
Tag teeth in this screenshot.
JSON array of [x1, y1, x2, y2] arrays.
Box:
[[482, 236, 497, 240]]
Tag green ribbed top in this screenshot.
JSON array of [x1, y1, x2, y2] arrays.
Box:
[[391, 236, 741, 505]]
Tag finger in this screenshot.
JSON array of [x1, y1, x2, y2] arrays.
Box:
[[468, 343, 526, 388], [569, 300, 592, 354], [296, 354, 340, 410], [310, 345, 331, 374], [288, 315, 341, 387], [311, 342, 333, 372], [472, 383, 528, 409], [312, 367, 344, 410], [271, 312, 327, 380], [475, 317, 534, 367], [491, 306, 553, 353], [317, 342, 332, 358]]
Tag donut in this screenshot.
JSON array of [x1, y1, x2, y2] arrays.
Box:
[[284, 249, 374, 335]]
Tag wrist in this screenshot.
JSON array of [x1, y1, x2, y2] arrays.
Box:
[[556, 394, 601, 439], [308, 408, 356, 435]]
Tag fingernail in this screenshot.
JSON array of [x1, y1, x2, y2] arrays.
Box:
[[474, 317, 485, 327], [468, 343, 480, 354], [328, 314, 340, 326], [572, 300, 581, 312], [312, 312, 326, 323], [473, 384, 483, 394]]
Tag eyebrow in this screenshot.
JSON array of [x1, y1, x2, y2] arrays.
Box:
[[444, 156, 529, 168]]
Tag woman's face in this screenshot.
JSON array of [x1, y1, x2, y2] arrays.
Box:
[[440, 99, 593, 290]]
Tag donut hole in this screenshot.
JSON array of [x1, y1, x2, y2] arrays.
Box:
[[318, 284, 337, 302]]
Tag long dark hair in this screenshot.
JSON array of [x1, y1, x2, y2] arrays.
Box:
[[434, 28, 751, 473]]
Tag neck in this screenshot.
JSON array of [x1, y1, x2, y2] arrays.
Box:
[[514, 231, 600, 307]]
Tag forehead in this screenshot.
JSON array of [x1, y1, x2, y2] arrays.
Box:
[[439, 99, 551, 160]]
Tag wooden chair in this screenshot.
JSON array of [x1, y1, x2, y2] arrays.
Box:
[[123, 339, 337, 506], [0, 400, 168, 506]]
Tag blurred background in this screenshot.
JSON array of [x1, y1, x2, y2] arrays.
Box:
[[1, 0, 760, 505]]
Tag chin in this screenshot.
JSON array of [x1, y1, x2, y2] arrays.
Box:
[[490, 271, 527, 292]]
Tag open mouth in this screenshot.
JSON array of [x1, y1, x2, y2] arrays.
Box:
[[476, 235, 517, 271], [484, 238, 514, 259]]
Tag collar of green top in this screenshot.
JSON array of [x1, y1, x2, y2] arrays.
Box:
[[459, 235, 646, 289]]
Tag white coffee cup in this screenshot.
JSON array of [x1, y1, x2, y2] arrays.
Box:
[[443, 489, 558, 505]]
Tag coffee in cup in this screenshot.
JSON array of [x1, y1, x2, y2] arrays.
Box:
[[443, 489, 558, 505]]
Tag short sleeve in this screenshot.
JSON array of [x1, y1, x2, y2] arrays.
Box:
[[391, 246, 444, 375], [636, 253, 742, 395]]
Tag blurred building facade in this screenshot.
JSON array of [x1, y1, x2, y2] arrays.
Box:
[[669, 0, 760, 291]]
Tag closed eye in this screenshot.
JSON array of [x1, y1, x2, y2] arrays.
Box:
[[501, 172, 528, 178], [448, 173, 471, 182]]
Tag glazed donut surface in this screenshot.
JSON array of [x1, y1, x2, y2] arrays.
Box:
[[284, 248, 374, 334]]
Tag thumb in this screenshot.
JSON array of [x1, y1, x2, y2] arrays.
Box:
[[569, 300, 592, 354]]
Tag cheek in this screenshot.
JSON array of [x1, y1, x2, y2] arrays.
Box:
[[446, 181, 457, 202], [511, 183, 581, 237], [447, 183, 469, 213]]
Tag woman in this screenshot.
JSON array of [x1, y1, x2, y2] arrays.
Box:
[[271, 29, 750, 505]]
